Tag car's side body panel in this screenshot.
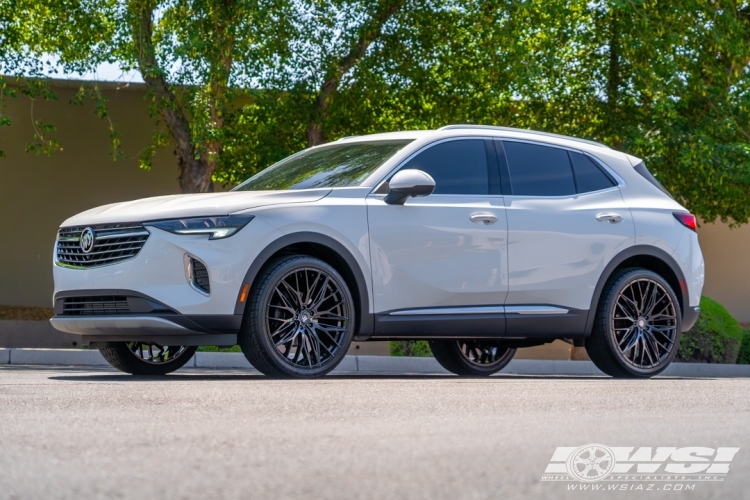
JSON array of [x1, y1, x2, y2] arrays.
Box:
[[366, 194, 509, 313], [502, 188, 635, 312]]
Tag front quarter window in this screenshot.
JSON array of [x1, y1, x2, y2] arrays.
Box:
[[233, 140, 413, 191]]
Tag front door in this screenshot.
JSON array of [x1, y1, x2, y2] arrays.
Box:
[[367, 138, 509, 337]]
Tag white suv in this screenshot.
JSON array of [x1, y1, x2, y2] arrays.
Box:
[[50, 125, 704, 378]]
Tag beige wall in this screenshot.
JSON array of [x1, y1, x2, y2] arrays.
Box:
[[1, 82, 187, 308], [697, 222, 750, 322], [0, 80, 748, 323]]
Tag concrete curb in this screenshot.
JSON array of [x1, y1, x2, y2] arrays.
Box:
[[1, 349, 750, 377]]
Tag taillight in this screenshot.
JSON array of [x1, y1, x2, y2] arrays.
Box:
[[673, 212, 697, 232]]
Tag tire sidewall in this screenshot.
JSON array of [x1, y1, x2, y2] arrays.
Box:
[[604, 270, 682, 377], [448, 341, 516, 376], [252, 256, 355, 377], [101, 343, 196, 375]]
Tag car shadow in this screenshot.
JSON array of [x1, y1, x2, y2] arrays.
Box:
[[41, 370, 697, 383]]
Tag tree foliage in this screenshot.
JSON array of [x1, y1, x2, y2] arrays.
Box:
[[1, 0, 750, 224]]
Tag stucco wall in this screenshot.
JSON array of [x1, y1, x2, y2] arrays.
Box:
[[697, 222, 750, 322], [0, 82, 184, 308], [0, 80, 748, 323]]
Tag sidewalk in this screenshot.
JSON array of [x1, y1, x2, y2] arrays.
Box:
[[1, 349, 749, 377]]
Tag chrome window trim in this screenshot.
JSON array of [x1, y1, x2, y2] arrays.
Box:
[[369, 136, 625, 197], [499, 138, 626, 191], [369, 136, 498, 195]]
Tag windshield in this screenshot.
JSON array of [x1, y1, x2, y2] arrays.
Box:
[[233, 140, 413, 191]]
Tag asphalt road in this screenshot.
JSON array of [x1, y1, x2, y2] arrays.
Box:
[[1, 366, 748, 500]]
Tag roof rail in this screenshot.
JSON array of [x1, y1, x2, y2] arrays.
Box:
[[438, 124, 610, 149]]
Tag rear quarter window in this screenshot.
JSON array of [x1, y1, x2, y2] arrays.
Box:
[[569, 152, 616, 193], [633, 162, 673, 198]]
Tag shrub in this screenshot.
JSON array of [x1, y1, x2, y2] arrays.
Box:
[[676, 296, 742, 363], [389, 340, 433, 357], [737, 330, 750, 365], [197, 345, 242, 352]]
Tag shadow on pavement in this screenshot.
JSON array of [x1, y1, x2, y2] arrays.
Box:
[[1, 365, 700, 382]]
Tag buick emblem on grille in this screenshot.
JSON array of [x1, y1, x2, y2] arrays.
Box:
[[80, 227, 96, 254]]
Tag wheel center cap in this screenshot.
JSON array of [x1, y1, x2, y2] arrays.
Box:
[[299, 311, 312, 324], [637, 318, 646, 329]]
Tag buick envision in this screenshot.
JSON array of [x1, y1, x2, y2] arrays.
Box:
[[51, 125, 703, 378]]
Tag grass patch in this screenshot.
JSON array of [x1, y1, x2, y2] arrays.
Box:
[[197, 345, 242, 352], [389, 340, 432, 357]]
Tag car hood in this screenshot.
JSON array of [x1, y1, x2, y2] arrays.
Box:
[[61, 189, 332, 227]]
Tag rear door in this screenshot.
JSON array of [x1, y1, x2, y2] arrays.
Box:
[[499, 140, 635, 337]]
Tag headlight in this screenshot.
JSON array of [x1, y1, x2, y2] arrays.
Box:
[[146, 214, 255, 240]]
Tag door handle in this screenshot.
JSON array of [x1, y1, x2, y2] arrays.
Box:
[[470, 212, 498, 225], [596, 212, 623, 224]]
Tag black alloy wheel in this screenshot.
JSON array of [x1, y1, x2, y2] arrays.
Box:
[[240, 255, 355, 378], [586, 268, 681, 378], [99, 342, 197, 375], [430, 340, 516, 376]]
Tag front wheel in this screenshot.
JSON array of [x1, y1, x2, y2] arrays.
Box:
[[239, 255, 356, 378], [99, 343, 197, 375], [429, 340, 516, 376], [585, 268, 681, 378]]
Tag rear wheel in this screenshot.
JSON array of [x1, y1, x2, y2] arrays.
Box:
[[99, 343, 196, 375], [585, 268, 681, 378], [239, 255, 355, 378], [429, 340, 516, 376]]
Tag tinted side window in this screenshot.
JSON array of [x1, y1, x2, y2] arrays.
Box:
[[401, 139, 489, 195], [570, 152, 615, 193], [503, 142, 576, 196]]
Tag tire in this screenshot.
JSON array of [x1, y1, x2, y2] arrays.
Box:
[[239, 255, 356, 378], [99, 343, 197, 375], [585, 268, 682, 378], [429, 340, 516, 376]]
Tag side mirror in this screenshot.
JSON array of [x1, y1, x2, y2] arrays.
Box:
[[384, 169, 436, 205]]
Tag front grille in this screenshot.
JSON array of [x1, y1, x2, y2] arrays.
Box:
[[190, 258, 210, 294], [56, 223, 150, 268], [62, 296, 130, 315]]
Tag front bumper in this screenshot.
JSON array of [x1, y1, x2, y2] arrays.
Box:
[[49, 289, 243, 345], [49, 316, 239, 347], [52, 217, 283, 317]]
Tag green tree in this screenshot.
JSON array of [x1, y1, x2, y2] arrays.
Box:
[[486, 0, 750, 225], [3, 0, 750, 224], [0, 0, 294, 192], [214, 0, 476, 185]]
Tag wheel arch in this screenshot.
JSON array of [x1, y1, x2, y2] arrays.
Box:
[[584, 245, 687, 337], [234, 232, 372, 336]]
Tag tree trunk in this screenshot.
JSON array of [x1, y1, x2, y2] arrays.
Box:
[[177, 154, 215, 193], [606, 9, 621, 149], [306, 121, 325, 147], [129, 1, 213, 193], [306, 0, 405, 147]]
